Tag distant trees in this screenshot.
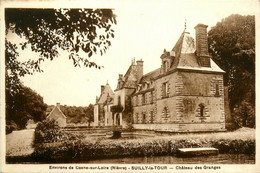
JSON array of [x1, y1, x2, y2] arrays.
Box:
[[208, 14, 255, 128], [85, 104, 94, 126], [50, 104, 94, 125]]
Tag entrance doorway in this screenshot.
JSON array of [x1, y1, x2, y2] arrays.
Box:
[[115, 113, 120, 126]]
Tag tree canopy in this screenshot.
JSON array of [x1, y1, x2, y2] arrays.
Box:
[[6, 8, 116, 95], [5, 8, 116, 130], [208, 14, 255, 128], [46, 104, 94, 125], [6, 85, 48, 132]]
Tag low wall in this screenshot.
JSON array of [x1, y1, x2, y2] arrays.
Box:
[[133, 122, 225, 132]]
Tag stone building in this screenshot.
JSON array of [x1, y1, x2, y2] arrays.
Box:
[[94, 24, 226, 132], [94, 83, 114, 126], [46, 103, 67, 127]]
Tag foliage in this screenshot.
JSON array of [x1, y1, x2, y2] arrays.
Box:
[[208, 14, 255, 127], [211, 139, 255, 154], [6, 120, 19, 134], [6, 8, 116, 70], [46, 104, 94, 124], [34, 119, 77, 145], [85, 104, 94, 126], [5, 9, 116, 128], [33, 136, 255, 162], [6, 85, 47, 131], [233, 100, 255, 128]]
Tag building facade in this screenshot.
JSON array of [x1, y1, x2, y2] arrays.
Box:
[[46, 103, 67, 127], [94, 24, 226, 132]]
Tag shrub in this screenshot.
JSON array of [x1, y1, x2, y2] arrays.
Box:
[[6, 120, 19, 134], [34, 119, 77, 146], [233, 100, 255, 128]]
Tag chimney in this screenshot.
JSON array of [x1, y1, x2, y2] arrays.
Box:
[[101, 85, 105, 93], [136, 59, 143, 81], [56, 102, 60, 109], [195, 24, 211, 67]]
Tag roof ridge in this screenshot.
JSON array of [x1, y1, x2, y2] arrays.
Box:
[[142, 68, 160, 77]]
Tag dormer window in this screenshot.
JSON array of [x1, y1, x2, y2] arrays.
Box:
[[164, 61, 169, 73]]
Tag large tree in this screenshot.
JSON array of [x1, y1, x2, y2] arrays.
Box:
[[5, 8, 116, 129], [208, 14, 255, 127], [6, 8, 116, 95], [6, 85, 48, 132]]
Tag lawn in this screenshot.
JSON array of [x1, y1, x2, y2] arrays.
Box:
[[79, 127, 255, 145], [32, 127, 255, 162]]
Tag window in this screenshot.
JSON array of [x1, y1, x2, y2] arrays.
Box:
[[142, 93, 145, 105], [215, 81, 220, 96], [150, 91, 153, 103], [150, 111, 154, 124], [183, 99, 194, 113], [164, 61, 169, 73], [162, 82, 169, 97], [142, 112, 146, 124], [199, 104, 205, 117], [135, 113, 139, 123], [133, 96, 136, 106], [162, 107, 169, 118]]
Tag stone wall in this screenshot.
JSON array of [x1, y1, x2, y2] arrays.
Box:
[[104, 104, 113, 126], [93, 104, 99, 126], [132, 70, 225, 132]]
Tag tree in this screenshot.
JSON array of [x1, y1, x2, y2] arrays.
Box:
[[86, 104, 94, 126], [6, 85, 47, 132], [208, 14, 255, 127], [5, 8, 116, 130], [6, 8, 116, 95]]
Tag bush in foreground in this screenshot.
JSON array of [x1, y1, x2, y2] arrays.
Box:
[[33, 137, 255, 162], [34, 119, 77, 146]]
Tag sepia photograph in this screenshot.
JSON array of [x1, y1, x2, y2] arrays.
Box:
[[0, 0, 259, 172]]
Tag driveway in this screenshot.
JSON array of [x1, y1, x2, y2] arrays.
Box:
[[6, 129, 35, 157]]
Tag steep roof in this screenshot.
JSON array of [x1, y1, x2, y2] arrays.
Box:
[[46, 105, 66, 119], [140, 68, 160, 83], [177, 59, 225, 73], [116, 63, 141, 90], [98, 83, 114, 104], [171, 31, 224, 73]]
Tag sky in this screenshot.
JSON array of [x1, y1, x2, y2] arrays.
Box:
[[4, 0, 258, 106]]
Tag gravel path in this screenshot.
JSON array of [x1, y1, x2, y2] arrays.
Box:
[[6, 129, 35, 157]]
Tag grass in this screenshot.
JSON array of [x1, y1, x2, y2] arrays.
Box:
[[79, 127, 255, 145], [31, 127, 255, 162], [6, 129, 35, 157]]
